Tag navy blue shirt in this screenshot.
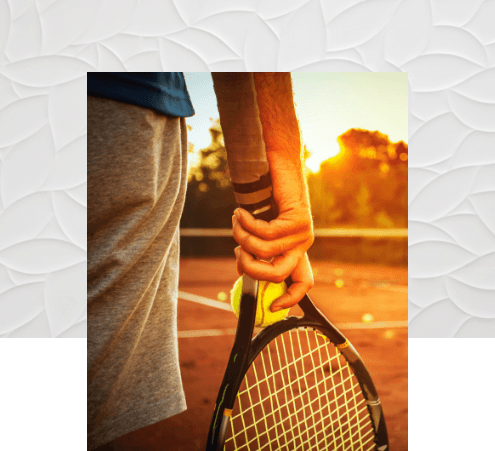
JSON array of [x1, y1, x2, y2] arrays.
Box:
[[87, 72, 195, 118]]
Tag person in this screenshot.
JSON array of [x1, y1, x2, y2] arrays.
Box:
[[87, 72, 314, 450]]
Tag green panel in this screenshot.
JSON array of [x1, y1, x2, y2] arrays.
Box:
[[408, 338, 495, 451], [0, 338, 87, 451]]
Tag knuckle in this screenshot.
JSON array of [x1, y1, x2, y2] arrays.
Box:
[[265, 228, 277, 241], [270, 273, 285, 284], [264, 242, 280, 259], [231, 228, 239, 243], [283, 222, 295, 237], [258, 248, 272, 260], [243, 233, 255, 251], [283, 270, 293, 282], [275, 241, 286, 256]]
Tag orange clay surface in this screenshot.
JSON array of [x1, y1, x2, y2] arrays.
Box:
[[113, 258, 408, 451]]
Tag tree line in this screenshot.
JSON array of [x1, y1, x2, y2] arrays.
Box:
[[180, 120, 408, 230]]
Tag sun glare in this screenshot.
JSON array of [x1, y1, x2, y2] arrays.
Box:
[[305, 155, 321, 173], [183, 73, 407, 179], [305, 141, 341, 173]]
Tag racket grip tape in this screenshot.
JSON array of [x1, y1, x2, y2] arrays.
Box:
[[232, 172, 278, 222]]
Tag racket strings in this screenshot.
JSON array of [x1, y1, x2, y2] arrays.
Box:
[[224, 329, 375, 450], [233, 368, 370, 449]]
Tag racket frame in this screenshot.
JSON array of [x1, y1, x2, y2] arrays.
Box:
[[206, 289, 389, 451]]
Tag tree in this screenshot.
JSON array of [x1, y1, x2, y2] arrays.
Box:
[[182, 125, 408, 230], [306, 128, 408, 228]]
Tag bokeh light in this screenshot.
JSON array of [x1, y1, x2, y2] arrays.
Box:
[[334, 268, 344, 277], [362, 313, 374, 323], [384, 330, 395, 339], [217, 292, 228, 302]]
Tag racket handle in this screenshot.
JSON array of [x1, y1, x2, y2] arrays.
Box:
[[231, 171, 278, 222], [232, 172, 277, 300]]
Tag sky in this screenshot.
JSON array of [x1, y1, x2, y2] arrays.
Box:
[[184, 72, 408, 172]]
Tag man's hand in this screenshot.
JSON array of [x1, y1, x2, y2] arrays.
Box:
[[231, 148, 316, 311], [232, 189, 314, 311]]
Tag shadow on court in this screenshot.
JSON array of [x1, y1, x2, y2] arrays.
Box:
[[113, 258, 407, 451]]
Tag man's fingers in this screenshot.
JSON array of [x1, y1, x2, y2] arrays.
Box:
[[271, 254, 314, 311], [233, 215, 309, 260], [234, 208, 310, 241], [234, 248, 314, 310], [236, 246, 300, 284], [269, 283, 308, 311], [234, 247, 243, 276]]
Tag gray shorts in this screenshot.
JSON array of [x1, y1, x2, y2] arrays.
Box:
[[87, 96, 188, 450]]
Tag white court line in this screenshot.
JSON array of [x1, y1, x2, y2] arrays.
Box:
[[179, 328, 238, 338], [178, 291, 233, 312], [374, 285, 408, 293], [178, 291, 407, 338]]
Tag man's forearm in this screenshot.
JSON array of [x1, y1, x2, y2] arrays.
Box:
[[253, 73, 310, 211], [253, 73, 302, 171], [229, 73, 314, 298]]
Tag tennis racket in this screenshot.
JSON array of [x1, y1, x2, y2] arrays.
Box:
[[208, 72, 388, 450]]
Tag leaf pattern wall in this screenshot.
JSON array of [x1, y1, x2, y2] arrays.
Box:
[[0, 0, 494, 337]]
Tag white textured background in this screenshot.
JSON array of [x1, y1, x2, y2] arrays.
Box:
[[1, 5, 494, 333]]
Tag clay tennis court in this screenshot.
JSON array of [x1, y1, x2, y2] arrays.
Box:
[[113, 257, 407, 451]]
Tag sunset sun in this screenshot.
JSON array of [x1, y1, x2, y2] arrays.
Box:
[[305, 140, 342, 173]]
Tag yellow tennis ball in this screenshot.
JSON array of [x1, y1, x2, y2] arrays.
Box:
[[231, 277, 290, 328]]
